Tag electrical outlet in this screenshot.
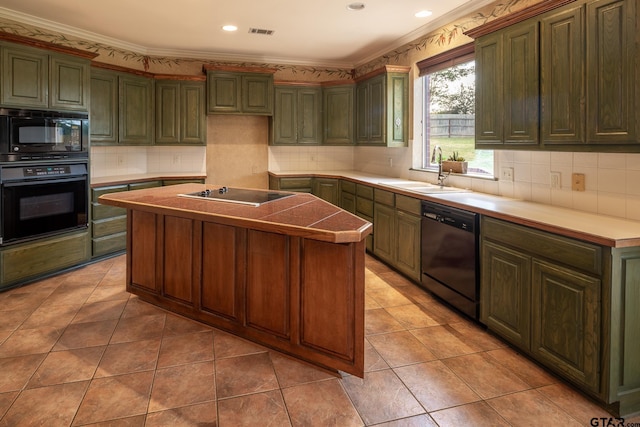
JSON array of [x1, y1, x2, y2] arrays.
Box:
[[500, 167, 514, 182], [550, 172, 561, 189], [388, 157, 393, 168], [172, 155, 181, 166], [117, 154, 126, 166], [572, 173, 585, 191]]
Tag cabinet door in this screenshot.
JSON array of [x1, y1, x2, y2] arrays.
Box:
[[368, 75, 386, 144], [373, 203, 394, 264], [90, 69, 119, 143], [541, 5, 585, 145], [1, 45, 48, 108], [340, 191, 356, 214], [395, 211, 421, 281], [297, 88, 322, 144], [480, 241, 531, 350], [155, 81, 180, 144], [312, 178, 339, 205], [180, 82, 206, 144], [119, 75, 154, 144], [207, 72, 241, 113], [503, 21, 539, 146], [586, 0, 637, 145], [531, 259, 600, 392], [49, 55, 90, 111], [272, 87, 297, 145], [241, 74, 273, 115], [386, 73, 408, 147], [475, 33, 504, 146], [323, 85, 354, 145], [355, 82, 369, 144]]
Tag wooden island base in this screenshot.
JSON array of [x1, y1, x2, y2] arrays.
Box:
[[102, 185, 369, 377]]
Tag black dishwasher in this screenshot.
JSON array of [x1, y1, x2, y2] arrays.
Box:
[[421, 201, 479, 320]]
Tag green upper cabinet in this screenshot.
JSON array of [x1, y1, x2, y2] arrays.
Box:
[[1, 42, 90, 111], [585, 0, 637, 146], [272, 84, 322, 145], [155, 79, 206, 145], [469, 0, 640, 152], [356, 65, 409, 147], [474, 21, 539, 148], [323, 84, 355, 145], [206, 69, 274, 115], [91, 68, 154, 145], [49, 54, 90, 111], [90, 68, 119, 144], [118, 74, 154, 145]]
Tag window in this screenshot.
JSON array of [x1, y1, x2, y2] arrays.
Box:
[[418, 44, 493, 176]]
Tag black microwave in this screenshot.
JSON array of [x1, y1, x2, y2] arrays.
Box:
[[0, 108, 89, 161]]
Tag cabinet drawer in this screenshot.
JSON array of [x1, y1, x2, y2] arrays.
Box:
[[279, 177, 313, 190], [1, 231, 89, 285], [341, 180, 356, 194], [356, 196, 374, 217], [482, 217, 602, 275], [91, 184, 128, 202], [92, 232, 126, 257], [396, 194, 421, 215], [374, 188, 395, 207], [92, 203, 126, 221], [92, 216, 127, 238], [356, 184, 374, 199], [129, 180, 162, 190], [162, 179, 204, 186]]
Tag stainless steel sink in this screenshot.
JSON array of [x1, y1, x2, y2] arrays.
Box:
[[379, 182, 470, 194]]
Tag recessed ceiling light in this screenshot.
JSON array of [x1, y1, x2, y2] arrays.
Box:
[[346, 2, 365, 11], [222, 25, 238, 32], [415, 10, 433, 18]]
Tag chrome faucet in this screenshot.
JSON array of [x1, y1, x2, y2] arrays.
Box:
[[431, 145, 449, 187]]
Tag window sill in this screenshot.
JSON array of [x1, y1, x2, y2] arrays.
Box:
[[409, 167, 497, 181]]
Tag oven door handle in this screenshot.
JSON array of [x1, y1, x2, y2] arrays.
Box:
[[1, 175, 87, 187]]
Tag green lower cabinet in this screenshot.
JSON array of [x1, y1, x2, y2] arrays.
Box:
[[481, 240, 532, 349], [531, 259, 600, 392], [608, 247, 640, 416], [373, 192, 421, 282], [312, 178, 339, 205], [91, 180, 177, 259], [0, 231, 90, 289], [340, 191, 356, 214], [481, 216, 640, 415]]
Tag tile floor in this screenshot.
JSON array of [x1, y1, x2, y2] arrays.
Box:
[[0, 254, 637, 426]]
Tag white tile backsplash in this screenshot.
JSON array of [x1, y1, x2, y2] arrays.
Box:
[[91, 146, 206, 178]]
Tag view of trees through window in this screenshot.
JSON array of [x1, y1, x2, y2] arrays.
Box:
[[424, 60, 493, 175]]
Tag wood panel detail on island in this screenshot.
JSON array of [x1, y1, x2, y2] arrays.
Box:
[[98, 183, 372, 377]]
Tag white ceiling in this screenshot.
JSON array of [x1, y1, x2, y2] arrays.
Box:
[[0, 0, 493, 68]]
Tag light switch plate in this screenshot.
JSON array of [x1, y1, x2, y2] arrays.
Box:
[[572, 173, 585, 191], [550, 172, 561, 189]]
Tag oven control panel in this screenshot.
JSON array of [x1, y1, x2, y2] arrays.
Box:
[[23, 166, 72, 176]]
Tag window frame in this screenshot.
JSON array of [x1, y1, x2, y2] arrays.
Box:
[[418, 43, 494, 177]]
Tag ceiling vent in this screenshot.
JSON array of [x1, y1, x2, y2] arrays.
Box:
[[249, 28, 275, 36]]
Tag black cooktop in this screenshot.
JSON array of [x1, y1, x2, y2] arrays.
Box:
[[178, 187, 294, 207]]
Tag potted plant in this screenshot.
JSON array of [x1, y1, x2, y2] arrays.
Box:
[[441, 151, 468, 174]]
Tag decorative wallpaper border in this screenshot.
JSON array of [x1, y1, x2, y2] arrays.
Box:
[[0, 0, 536, 80]]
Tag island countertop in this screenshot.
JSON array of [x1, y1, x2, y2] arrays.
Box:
[[98, 183, 372, 244]]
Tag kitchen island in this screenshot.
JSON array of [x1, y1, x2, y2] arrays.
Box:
[[99, 183, 371, 377]]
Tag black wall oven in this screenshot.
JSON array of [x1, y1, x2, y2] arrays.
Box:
[[0, 162, 88, 245]]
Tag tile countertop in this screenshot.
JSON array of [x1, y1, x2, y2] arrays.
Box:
[[98, 183, 372, 244], [270, 170, 640, 248], [91, 173, 207, 187]]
